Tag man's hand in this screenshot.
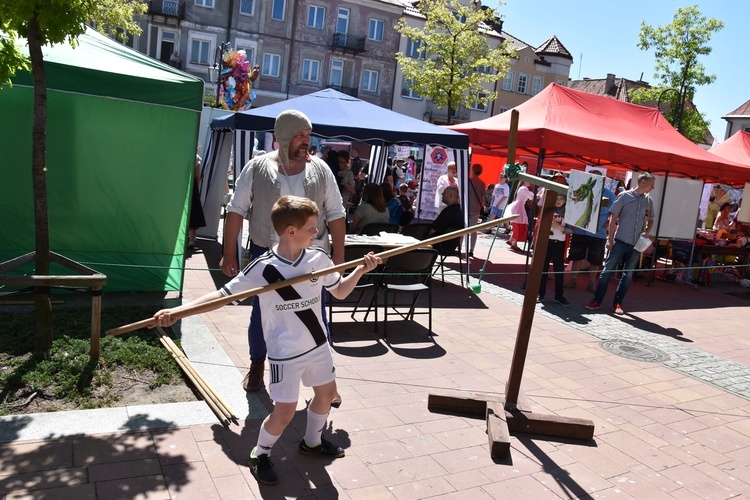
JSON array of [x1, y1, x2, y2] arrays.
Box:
[[220, 255, 239, 277]]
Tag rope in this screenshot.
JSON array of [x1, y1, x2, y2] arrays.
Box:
[[49, 260, 750, 280]]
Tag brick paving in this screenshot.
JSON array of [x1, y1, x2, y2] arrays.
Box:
[[2, 230, 750, 499]]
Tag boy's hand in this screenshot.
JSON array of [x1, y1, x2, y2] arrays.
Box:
[[151, 309, 177, 328], [361, 252, 382, 272]]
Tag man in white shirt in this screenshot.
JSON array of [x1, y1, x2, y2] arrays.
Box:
[[221, 110, 346, 394]]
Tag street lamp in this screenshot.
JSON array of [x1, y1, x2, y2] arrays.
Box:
[[207, 42, 231, 104], [656, 87, 688, 133]]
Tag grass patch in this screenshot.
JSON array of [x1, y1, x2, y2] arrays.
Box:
[[0, 304, 189, 415]]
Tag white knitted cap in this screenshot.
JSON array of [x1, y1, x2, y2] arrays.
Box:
[[274, 110, 312, 158]]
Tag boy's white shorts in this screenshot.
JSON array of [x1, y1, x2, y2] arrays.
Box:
[[268, 344, 336, 403]]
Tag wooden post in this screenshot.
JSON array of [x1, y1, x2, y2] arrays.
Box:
[[506, 109, 519, 165], [505, 188, 557, 408], [90, 287, 102, 360]]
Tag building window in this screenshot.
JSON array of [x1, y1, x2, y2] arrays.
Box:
[[189, 38, 210, 65], [497, 106, 510, 113], [307, 5, 324, 29], [195, 0, 214, 7], [262, 53, 281, 77], [471, 92, 488, 111], [330, 59, 343, 86], [556, 79, 566, 86], [336, 8, 349, 34], [517, 73, 529, 94], [239, 0, 254, 16], [523, 56, 530, 63], [476, 65, 493, 74], [502, 70, 515, 91], [362, 70, 378, 93], [368, 19, 384, 42], [406, 38, 424, 58], [401, 78, 421, 99], [271, 0, 284, 21], [532, 76, 543, 95], [302, 59, 320, 82]]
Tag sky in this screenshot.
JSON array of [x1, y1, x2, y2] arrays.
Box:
[[487, 0, 748, 143]]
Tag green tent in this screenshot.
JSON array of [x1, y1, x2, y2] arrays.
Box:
[[0, 28, 205, 292]]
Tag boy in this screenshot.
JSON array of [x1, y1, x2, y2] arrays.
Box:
[[396, 183, 414, 226], [152, 196, 381, 486], [538, 191, 571, 306]]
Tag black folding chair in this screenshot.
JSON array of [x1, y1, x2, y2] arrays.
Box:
[[378, 248, 438, 339], [327, 244, 384, 332], [432, 224, 465, 287], [360, 223, 400, 236], [400, 222, 432, 240]]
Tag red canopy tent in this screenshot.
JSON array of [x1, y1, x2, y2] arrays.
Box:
[[449, 83, 750, 186], [709, 130, 750, 168]]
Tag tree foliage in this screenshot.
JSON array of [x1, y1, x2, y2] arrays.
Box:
[[631, 5, 724, 142], [395, 0, 513, 124], [0, 0, 146, 350]]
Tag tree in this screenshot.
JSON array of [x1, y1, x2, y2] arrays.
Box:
[[395, 0, 513, 125], [630, 5, 724, 143], [0, 0, 146, 350]]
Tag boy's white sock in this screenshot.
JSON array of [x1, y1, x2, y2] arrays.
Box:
[[303, 408, 328, 447], [253, 424, 280, 457]]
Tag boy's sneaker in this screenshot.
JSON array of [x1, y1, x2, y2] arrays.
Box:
[[536, 296, 544, 303], [554, 296, 571, 306], [613, 303, 625, 315], [585, 300, 600, 311], [248, 454, 278, 485], [299, 436, 345, 458]]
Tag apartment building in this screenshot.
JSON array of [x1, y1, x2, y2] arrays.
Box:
[[134, 0, 572, 122], [138, 0, 403, 108], [381, 1, 575, 125]]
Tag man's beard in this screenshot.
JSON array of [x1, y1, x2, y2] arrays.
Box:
[[289, 144, 309, 161]]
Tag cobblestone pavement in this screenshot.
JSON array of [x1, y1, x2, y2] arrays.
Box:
[[465, 230, 750, 401]]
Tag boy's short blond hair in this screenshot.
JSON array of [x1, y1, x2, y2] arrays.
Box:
[[271, 196, 320, 235]]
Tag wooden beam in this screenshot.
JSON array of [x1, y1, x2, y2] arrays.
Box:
[[0, 275, 108, 287], [107, 216, 518, 337], [486, 402, 511, 459], [428, 389, 505, 419], [505, 409, 595, 441]]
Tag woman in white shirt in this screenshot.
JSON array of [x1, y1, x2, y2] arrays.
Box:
[[435, 161, 459, 212]]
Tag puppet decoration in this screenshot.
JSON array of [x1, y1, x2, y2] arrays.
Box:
[[217, 48, 260, 111], [566, 170, 604, 233]]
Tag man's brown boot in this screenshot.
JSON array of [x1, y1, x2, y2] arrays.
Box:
[[243, 361, 265, 392]]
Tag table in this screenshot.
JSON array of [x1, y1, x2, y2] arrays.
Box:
[[344, 233, 423, 248], [670, 240, 750, 282]]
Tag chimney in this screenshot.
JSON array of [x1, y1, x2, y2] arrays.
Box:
[[605, 73, 615, 95]]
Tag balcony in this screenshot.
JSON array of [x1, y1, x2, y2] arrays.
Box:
[[327, 84, 358, 98], [331, 32, 366, 53], [148, 0, 185, 21]]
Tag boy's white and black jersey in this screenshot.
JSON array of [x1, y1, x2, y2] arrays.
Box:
[[220, 246, 341, 361]]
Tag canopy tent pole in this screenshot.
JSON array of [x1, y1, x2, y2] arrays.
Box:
[[646, 172, 669, 286]]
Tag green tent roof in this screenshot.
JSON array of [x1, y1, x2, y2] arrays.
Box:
[[11, 27, 205, 110]]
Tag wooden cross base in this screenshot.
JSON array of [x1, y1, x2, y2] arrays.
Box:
[[428, 389, 595, 460]]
